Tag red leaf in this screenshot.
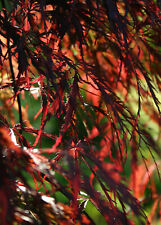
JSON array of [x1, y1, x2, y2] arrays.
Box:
[[33, 93, 50, 147]]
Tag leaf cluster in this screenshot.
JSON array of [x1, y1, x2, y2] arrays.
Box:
[[0, 0, 161, 224]]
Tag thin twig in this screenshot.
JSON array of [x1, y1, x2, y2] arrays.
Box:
[[5, 17, 23, 133]]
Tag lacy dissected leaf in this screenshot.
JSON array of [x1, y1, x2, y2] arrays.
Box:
[[0, 0, 160, 224]]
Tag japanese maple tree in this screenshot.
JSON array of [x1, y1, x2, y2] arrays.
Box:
[[0, 0, 161, 224]]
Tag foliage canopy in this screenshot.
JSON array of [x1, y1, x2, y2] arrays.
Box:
[[0, 0, 161, 224]]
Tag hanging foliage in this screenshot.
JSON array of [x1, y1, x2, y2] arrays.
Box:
[[0, 0, 161, 224]]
